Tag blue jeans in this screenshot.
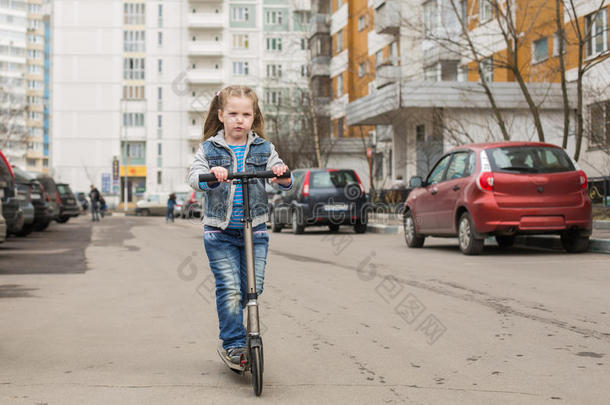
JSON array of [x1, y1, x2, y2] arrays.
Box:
[[203, 224, 269, 350]]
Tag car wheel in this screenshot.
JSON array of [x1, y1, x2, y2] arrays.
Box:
[[291, 211, 304, 235], [561, 231, 589, 253], [328, 224, 340, 233], [56, 216, 69, 223], [353, 221, 367, 234], [271, 210, 282, 233], [34, 220, 51, 231], [142, 209, 150, 216], [404, 210, 425, 248], [495, 235, 515, 248], [15, 223, 34, 237], [458, 212, 484, 255]]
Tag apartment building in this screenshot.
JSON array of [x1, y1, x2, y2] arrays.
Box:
[[344, 0, 609, 183], [0, 0, 27, 167], [51, 0, 314, 204]]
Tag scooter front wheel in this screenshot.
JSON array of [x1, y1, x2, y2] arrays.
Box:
[[250, 346, 263, 396]]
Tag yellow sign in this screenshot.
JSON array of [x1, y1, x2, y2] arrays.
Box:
[[119, 165, 147, 177]]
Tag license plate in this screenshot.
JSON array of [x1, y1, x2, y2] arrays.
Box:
[[67, 199, 75, 203], [30, 193, 41, 199], [17, 194, 26, 200], [324, 203, 348, 211]]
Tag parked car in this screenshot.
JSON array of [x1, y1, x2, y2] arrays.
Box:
[[33, 173, 61, 230], [75, 192, 89, 210], [135, 192, 170, 216], [13, 177, 35, 237], [55, 183, 81, 223], [182, 190, 204, 218], [12, 166, 53, 235], [173, 191, 190, 218], [0, 199, 6, 243], [403, 142, 592, 255], [270, 168, 368, 234], [0, 150, 24, 235]]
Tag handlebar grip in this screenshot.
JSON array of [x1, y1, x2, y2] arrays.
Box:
[[198, 170, 291, 184]]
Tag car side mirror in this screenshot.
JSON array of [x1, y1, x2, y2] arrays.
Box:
[[409, 176, 423, 188]]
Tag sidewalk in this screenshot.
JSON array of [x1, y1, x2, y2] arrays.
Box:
[[367, 213, 610, 254]]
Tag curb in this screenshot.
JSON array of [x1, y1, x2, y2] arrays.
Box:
[[367, 223, 610, 254]]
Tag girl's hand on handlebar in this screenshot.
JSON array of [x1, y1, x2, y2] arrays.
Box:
[[270, 164, 291, 186], [210, 166, 230, 184]]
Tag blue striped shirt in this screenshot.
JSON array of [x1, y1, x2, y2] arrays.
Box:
[[227, 144, 247, 228]]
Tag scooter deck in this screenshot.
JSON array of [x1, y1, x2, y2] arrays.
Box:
[[217, 345, 246, 374]]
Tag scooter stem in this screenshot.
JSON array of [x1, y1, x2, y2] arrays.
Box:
[[241, 178, 260, 336]]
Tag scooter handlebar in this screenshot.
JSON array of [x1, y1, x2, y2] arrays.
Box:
[[199, 170, 291, 183]]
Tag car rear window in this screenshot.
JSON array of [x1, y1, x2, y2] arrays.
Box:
[[487, 146, 574, 174], [311, 171, 358, 188], [57, 184, 73, 195], [38, 177, 57, 193]]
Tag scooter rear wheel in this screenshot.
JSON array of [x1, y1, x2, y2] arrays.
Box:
[[250, 346, 263, 396]]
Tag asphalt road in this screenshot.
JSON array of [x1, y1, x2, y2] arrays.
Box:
[[0, 215, 608, 404]]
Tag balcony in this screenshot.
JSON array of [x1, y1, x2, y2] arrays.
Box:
[[293, 0, 311, 11], [186, 97, 210, 112], [187, 41, 224, 56], [374, 0, 400, 35], [188, 126, 203, 140], [188, 12, 223, 29], [330, 94, 348, 120], [311, 56, 330, 77], [313, 97, 331, 116], [375, 63, 401, 89], [186, 69, 224, 84], [309, 14, 330, 37]]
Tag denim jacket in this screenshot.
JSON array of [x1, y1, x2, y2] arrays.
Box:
[[187, 130, 292, 229]]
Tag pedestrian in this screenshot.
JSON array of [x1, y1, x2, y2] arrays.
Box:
[[89, 185, 100, 221], [166, 193, 176, 223], [188, 85, 292, 365], [99, 195, 107, 218]]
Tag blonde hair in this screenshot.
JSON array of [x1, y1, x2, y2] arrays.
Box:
[[202, 85, 265, 141]]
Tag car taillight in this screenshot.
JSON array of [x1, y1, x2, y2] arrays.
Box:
[[56, 192, 62, 205], [302, 171, 310, 197], [478, 172, 494, 191], [578, 170, 587, 190]]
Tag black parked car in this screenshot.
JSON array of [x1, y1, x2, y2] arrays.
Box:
[[0, 150, 24, 235], [12, 167, 54, 234], [34, 173, 61, 229], [75, 192, 89, 210], [55, 183, 80, 223], [270, 168, 368, 234]]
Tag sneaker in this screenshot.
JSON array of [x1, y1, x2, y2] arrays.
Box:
[[225, 347, 247, 365]]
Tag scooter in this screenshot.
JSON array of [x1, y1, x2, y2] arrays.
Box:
[[199, 169, 290, 397]]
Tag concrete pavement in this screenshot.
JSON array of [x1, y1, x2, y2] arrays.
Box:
[[0, 216, 609, 404]]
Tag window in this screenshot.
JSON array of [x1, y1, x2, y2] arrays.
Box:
[[358, 62, 365, 77], [123, 85, 145, 100], [300, 64, 309, 77], [123, 58, 145, 80], [586, 9, 608, 58], [233, 34, 249, 49], [28, 35, 42, 44], [265, 90, 282, 105], [295, 11, 311, 25], [532, 37, 548, 63], [157, 171, 162, 185], [266, 37, 282, 51], [27, 49, 42, 60], [445, 152, 474, 180], [460, 0, 468, 26], [233, 61, 249, 76], [157, 143, 162, 156], [266, 64, 282, 78], [553, 32, 567, 56], [125, 142, 145, 158], [232, 6, 250, 22], [158, 32, 163, 46], [424, 0, 438, 37], [28, 19, 40, 29], [426, 154, 452, 184], [336, 73, 343, 97], [123, 113, 145, 127], [389, 41, 398, 64], [375, 49, 384, 67], [336, 29, 343, 53], [124, 3, 146, 25], [266, 10, 283, 25], [358, 15, 366, 31], [28, 3, 40, 13], [158, 115, 163, 128], [480, 57, 493, 83], [337, 117, 344, 138], [479, 0, 492, 23], [589, 101, 610, 148], [301, 38, 306, 50], [123, 30, 145, 52], [158, 4, 163, 27], [158, 59, 163, 73], [157, 87, 162, 100]]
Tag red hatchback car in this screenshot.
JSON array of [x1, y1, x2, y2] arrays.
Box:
[[403, 142, 592, 255]]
